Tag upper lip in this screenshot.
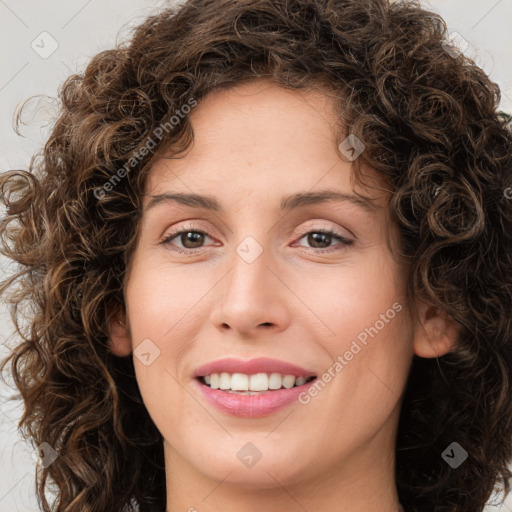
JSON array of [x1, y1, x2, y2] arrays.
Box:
[[193, 357, 317, 378]]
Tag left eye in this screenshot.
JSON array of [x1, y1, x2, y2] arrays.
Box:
[[159, 227, 353, 253], [293, 229, 354, 252]]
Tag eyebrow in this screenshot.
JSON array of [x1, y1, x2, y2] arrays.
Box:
[[144, 190, 380, 213]]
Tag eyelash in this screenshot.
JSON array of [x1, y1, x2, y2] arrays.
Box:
[[159, 223, 354, 254]]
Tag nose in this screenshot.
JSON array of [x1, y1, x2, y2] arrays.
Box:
[[210, 242, 291, 338]]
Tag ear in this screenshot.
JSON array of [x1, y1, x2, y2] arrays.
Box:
[[108, 309, 132, 357], [412, 298, 460, 358]]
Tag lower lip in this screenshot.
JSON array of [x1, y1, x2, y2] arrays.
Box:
[[193, 378, 317, 418]]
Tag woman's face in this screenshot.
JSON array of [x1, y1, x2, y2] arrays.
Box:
[[112, 80, 432, 497]]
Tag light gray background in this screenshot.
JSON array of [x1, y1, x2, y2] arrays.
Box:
[[1, 1, 511, 510]]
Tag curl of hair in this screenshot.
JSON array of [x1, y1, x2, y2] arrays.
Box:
[[1, 1, 512, 511]]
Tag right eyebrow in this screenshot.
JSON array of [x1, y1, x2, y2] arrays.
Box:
[[144, 192, 221, 212]]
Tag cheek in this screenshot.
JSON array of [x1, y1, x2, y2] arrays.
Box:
[[124, 261, 193, 423], [125, 255, 206, 346], [130, 341, 192, 443], [298, 248, 412, 415], [299, 247, 407, 351]]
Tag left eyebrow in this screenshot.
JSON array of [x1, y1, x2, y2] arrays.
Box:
[[279, 190, 381, 213], [143, 190, 381, 214]]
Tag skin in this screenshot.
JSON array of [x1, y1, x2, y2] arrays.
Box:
[[109, 79, 459, 512]]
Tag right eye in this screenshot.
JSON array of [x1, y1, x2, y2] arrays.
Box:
[[160, 225, 216, 253]]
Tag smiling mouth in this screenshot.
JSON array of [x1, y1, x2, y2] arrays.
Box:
[[197, 372, 317, 394]]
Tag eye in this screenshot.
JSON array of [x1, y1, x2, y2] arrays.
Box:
[[293, 228, 354, 253], [159, 225, 215, 254], [159, 225, 354, 254]]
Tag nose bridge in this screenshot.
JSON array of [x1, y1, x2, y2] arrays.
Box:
[[211, 225, 289, 334], [226, 202, 273, 287], [226, 232, 273, 310]]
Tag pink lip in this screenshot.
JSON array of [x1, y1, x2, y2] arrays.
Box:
[[192, 378, 317, 418], [193, 357, 317, 378], [191, 357, 317, 418]]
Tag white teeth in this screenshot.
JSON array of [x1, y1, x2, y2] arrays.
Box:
[[268, 373, 282, 389], [201, 372, 314, 392], [219, 372, 231, 390], [295, 376, 307, 386], [231, 373, 249, 391], [249, 373, 269, 391], [282, 375, 296, 389]]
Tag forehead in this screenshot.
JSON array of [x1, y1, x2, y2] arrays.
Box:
[[144, 80, 386, 204]]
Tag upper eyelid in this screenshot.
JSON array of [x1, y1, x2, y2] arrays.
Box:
[[161, 218, 352, 236], [160, 221, 354, 246]]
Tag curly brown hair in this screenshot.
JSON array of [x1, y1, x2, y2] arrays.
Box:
[[1, 0, 512, 511]]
